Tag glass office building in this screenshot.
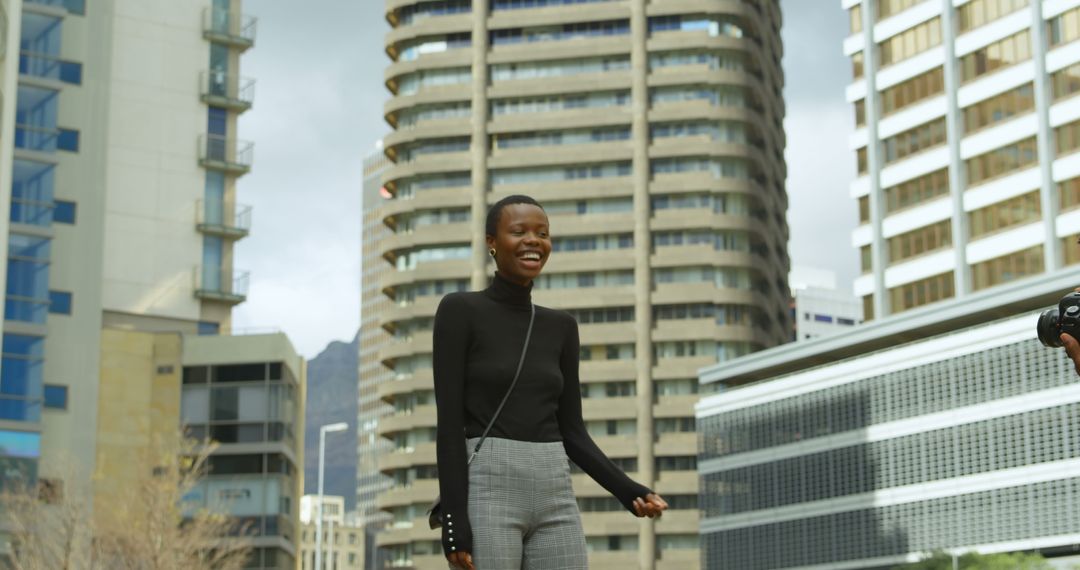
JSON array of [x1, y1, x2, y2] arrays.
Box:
[[697, 282, 1080, 569], [376, 1, 791, 568]]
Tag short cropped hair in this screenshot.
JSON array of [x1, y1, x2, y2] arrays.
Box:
[[485, 194, 545, 237]]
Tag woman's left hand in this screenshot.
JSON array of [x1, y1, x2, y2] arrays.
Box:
[[632, 493, 668, 518]]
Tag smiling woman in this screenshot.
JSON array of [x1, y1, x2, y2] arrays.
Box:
[[431, 195, 668, 570]]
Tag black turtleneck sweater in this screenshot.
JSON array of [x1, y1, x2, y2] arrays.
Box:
[[433, 272, 652, 557]]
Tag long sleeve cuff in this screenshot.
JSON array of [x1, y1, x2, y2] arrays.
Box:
[[441, 512, 472, 558]]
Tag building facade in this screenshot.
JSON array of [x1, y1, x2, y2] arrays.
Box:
[[696, 274, 1080, 569], [178, 334, 305, 569], [377, 1, 790, 568], [789, 266, 864, 341], [358, 148, 393, 567], [0, 0, 256, 491], [0, 0, 291, 566], [846, 0, 1080, 320], [300, 495, 367, 570]]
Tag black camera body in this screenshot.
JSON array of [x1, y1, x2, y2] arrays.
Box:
[[1037, 292, 1080, 348]]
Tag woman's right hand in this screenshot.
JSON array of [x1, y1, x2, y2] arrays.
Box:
[[447, 551, 475, 570]]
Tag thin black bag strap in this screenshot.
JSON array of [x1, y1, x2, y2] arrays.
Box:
[[467, 303, 535, 465]]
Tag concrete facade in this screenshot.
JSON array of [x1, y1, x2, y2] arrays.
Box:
[[358, 148, 393, 533], [376, 1, 790, 569], [300, 495, 366, 570]]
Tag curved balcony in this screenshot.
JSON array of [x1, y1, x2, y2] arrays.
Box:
[[647, 170, 758, 195], [376, 479, 438, 512], [647, 100, 761, 124], [377, 405, 436, 439], [203, 7, 256, 50], [379, 186, 472, 222], [385, 12, 472, 45], [488, 141, 633, 170], [380, 151, 472, 190], [488, 1, 631, 29], [384, 48, 472, 90], [379, 222, 472, 258], [578, 359, 637, 382], [489, 106, 631, 136], [488, 34, 632, 66], [650, 245, 757, 269], [546, 211, 634, 237], [378, 333, 433, 369], [540, 249, 636, 276], [578, 511, 639, 536], [200, 71, 255, 112], [199, 135, 253, 175], [532, 285, 636, 312], [652, 282, 757, 307], [384, 84, 471, 121], [378, 442, 436, 474], [381, 296, 443, 332], [196, 199, 251, 239], [377, 370, 434, 404], [581, 397, 638, 421], [382, 118, 471, 151], [487, 72, 632, 100]]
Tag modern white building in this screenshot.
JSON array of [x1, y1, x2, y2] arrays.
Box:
[[697, 267, 1080, 569], [790, 267, 863, 341], [846, 0, 1080, 319]]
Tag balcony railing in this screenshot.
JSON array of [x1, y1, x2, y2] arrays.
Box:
[[203, 7, 257, 49], [196, 199, 252, 239], [194, 265, 249, 304], [19, 51, 82, 84], [200, 71, 255, 112], [199, 135, 253, 174], [14, 125, 58, 153]]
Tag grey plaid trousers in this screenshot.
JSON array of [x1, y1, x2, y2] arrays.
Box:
[[456, 437, 589, 570]]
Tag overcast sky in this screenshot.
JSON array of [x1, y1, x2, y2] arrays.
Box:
[[233, 1, 856, 358]]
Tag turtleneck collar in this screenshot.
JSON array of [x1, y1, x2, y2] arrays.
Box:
[[484, 271, 533, 307]]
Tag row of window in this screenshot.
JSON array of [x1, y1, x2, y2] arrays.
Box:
[[584, 417, 697, 437], [850, 0, 1027, 36]]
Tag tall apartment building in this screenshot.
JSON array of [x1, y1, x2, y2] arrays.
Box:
[[376, 1, 790, 569], [847, 0, 1080, 318], [359, 148, 393, 521], [358, 147, 393, 567], [0, 0, 255, 489], [0, 1, 305, 568]]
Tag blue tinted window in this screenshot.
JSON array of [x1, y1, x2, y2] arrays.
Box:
[[48, 291, 71, 314], [0, 429, 41, 458], [813, 314, 834, 323], [43, 385, 67, 409], [201, 236, 224, 291], [57, 129, 79, 152], [64, 0, 86, 15], [59, 61, 82, 85], [198, 321, 221, 335], [15, 85, 59, 133], [1, 334, 45, 422], [6, 236, 52, 324], [11, 160, 56, 227], [20, 13, 62, 57], [207, 107, 228, 136], [53, 200, 75, 224]]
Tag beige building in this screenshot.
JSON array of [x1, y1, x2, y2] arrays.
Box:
[[374, 1, 789, 569], [96, 331, 306, 570], [300, 494, 368, 570]]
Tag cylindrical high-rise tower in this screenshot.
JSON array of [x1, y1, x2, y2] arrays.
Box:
[[375, 1, 789, 568]]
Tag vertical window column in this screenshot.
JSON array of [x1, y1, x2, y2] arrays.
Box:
[[939, 0, 970, 297], [1030, 0, 1062, 271]]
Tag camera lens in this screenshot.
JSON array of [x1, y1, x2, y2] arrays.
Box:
[[1037, 309, 1063, 348]]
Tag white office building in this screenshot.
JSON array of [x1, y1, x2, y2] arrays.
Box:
[[845, 0, 1080, 319]]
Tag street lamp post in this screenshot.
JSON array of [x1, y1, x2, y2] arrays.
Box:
[[315, 422, 348, 570]]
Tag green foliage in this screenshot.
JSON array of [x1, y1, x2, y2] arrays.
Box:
[[892, 550, 1054, 570]]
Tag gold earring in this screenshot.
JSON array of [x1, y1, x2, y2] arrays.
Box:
[[489, 248, 496, 258]]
